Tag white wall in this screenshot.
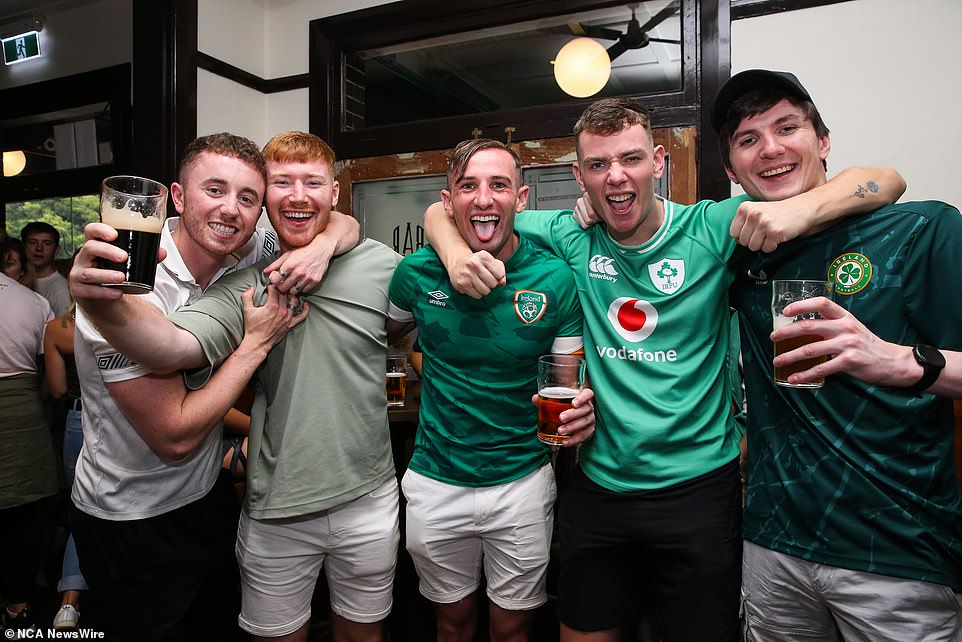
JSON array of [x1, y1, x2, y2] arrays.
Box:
[[0, 0, 130, 88], [731, 0, 962, 207], [197, 0, 398, 145]]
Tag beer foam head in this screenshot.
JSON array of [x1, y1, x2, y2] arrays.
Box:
[[101, 202, 165, 233]]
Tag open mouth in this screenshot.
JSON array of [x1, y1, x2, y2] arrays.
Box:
[[606, 192, 635, 215], [759, 164, 796, 178], [471, 215, 499, 242]]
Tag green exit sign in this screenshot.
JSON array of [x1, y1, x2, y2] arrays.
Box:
[[3, 31, 41, 66]]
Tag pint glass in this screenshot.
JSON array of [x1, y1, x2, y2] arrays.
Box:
[[99, 176, 169, 294], [772, 279, 833, 388], [386, 355, 407, 406], [537, 354, 586, 446]]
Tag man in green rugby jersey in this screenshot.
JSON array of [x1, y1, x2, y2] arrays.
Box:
[[715, 69, 962, 641], [388, 138, 593, 642], [424, 97, 903, 641]]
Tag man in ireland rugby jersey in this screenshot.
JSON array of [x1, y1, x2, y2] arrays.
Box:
[[424, 98, 903, 641], [388, 138, 593, 642], [715, 69, 962, 641]]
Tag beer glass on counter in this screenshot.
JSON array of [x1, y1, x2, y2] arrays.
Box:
[[537, 354, 586, 446], [386, 355, 407, 406], [772, 279, 833, 388], [99, 175, 169, 294]]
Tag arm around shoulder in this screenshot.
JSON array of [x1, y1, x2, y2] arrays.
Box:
[[801, 166, 906, 230]]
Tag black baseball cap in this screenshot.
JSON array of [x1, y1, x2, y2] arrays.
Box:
[[710, 69, 813, 133]]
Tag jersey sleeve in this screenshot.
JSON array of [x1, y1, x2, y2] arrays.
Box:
[[688, 195, 751, 266], [550, 264, 584, 352], [387, 251, 422, 322], [902, 202, 962, 350], [514, 209, 582, 263], [76, 299, 158, 383]]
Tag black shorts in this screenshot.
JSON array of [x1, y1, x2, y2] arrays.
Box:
[[558, 460, 742, 642], [70, 470, 243, 642]]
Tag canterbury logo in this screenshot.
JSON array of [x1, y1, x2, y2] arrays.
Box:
[[589, 254, 619, 276]]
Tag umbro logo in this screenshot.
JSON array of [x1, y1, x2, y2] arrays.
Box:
[[427, 289, 449, 307], [588, 254, 619, 282]]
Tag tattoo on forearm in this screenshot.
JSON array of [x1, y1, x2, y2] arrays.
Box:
[[853, 180, 880, 199]]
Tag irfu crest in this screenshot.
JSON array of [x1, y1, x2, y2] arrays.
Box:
[[647, 258, 685, 294], [514, 290, 548, 325]]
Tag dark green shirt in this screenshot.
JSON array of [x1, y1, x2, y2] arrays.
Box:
[[388, 236, 582, 487], [733, 201, 962, 591]]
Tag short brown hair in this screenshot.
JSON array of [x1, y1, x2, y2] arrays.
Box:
[[447, 138, 523, 189], [179, 132, 266, 185], [719, 89, 830, 171], [262, 131, 336, 173], [573, 98, 653, 154], [20, 221, 60, 246]]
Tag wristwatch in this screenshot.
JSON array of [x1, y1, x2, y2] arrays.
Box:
[[906, 344, 945, 394]]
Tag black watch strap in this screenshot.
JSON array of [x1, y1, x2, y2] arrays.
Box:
[[906, 344, 945, 394]]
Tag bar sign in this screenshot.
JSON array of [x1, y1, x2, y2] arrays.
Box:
[[3, 31, 41, 65]]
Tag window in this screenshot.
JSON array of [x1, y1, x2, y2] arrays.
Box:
[[6, 195, 99, 259], [311, 0, 729, 163], [342, 3, 682, 131]]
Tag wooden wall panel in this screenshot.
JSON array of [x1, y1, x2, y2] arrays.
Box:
[[335, 126, 699, 217]]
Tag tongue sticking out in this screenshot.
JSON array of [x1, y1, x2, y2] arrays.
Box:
[[472, 219, 498, 242]]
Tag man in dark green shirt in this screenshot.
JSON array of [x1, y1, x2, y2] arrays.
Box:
[[715, 69, 962, 640]]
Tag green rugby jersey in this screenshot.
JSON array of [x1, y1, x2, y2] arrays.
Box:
[[732, 201, 962, 590], [517, 196, 751, 491], [389, 236, 582, 487]]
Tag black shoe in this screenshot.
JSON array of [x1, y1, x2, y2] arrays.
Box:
[[2, 606, 37, 632]]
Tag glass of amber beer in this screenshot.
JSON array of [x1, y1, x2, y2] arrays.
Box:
[[99, 176, 169, 294], [537, 354, 586, 446], [386, 355, 407, 406], [772, 279, 833, 388]]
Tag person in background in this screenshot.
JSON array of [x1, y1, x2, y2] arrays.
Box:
[[42, 302, 88, 632], [66, 132, 357, 642], [425, 97, 904, 641], [2, 237, 37, 290], [70, 131, 404, 642], [713, 69, 962, 641], [388, 138, 593, 642], [21, 222, 71, 316], [0, 269, 56, 633]]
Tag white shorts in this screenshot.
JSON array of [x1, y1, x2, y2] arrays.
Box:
[[401, 464, 556, 611], [236, 478, 400, 637], [742, 540, 962, 642]]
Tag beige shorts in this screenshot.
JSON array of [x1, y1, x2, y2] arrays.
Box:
[[401, 464, 556, 610], [742, 540, 962, 641], [236, 478, 400, 637]]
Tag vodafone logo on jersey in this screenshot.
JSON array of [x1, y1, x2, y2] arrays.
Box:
[[606, 297, 658, 342]]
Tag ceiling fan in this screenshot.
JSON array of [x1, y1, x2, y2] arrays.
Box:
[[566, 1, 680, 61]]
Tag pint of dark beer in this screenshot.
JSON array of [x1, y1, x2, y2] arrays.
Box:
[[771, 280, 833, 388], [99, 176, 168, 294], [537, 354, 585, 446]]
